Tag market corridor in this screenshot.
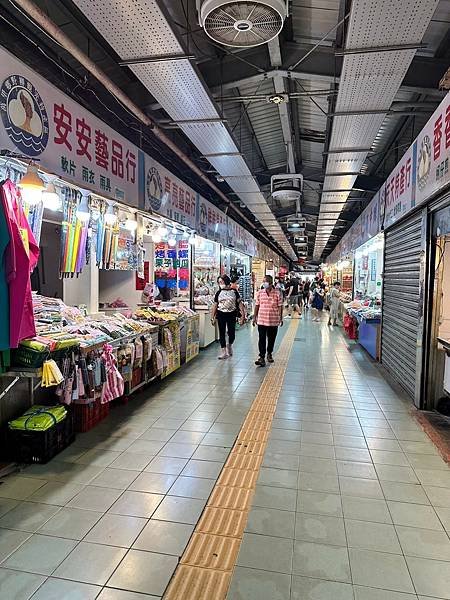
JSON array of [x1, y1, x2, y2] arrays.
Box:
[[1, 316, 450, 600]]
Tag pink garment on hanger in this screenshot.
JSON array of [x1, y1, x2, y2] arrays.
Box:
[[0, 180, 39, 347]]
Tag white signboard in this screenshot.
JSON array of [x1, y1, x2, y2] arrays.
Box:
[[383, 142, 417, 229], [0, 46, 141, 205], [143, 154, 197, 229], [416, 92, 450, 206]]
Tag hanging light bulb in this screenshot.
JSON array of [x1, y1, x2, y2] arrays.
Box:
[[41, 181, 61, 211], [157, 221, 168, 237], [125, 217, 138, 231], [105, 202, 117, 226], [18, 162, 45, 205], [76, 194, 90, 222], [182, 228, 189, 239], [152, 231, 161, 243], [171, 223, 177, 235], [188, 232, 196, 245], [168, 235, 176, 247]]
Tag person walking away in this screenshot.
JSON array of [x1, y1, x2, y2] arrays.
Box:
[[253, 275, 283, 366], [211, 275, 245, 359], [286, 274, 301, 318], [328, 281, 341, 326], [311, 285, 325, 321], [303, 278, 310, 310]]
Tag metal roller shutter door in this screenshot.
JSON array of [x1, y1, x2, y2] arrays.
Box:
[[381, 211, 425, 404]]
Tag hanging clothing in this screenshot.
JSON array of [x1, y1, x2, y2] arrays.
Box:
[[101, 344, 124, 403], [0, 179, 39, 348], [0, 191, 11, 351]]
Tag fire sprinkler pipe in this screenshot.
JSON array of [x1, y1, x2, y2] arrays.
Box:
[[12, 0, 286, 256]]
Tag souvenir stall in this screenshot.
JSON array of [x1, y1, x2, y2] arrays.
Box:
[[336, 259, 354, 295], [192, 236, 221, 347], [354, 234, 384, 302], [342, 235, 383, 359], [0, 163, 199, 464]]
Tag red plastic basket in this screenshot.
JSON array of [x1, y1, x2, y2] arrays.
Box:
[[72, 398, 110, 433]]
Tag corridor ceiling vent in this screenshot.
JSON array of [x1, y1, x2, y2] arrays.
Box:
[[198, 0, 287, 47]]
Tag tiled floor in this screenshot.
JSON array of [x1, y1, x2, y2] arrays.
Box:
[[0, 313, 449, 599]]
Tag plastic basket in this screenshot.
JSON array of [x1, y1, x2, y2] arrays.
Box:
[[72, 397, 110, 433], [11, 345, 79, 368], [7, 412, 74, 464]]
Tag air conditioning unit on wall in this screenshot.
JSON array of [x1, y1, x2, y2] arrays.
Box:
[[197, 0, 288, 48]]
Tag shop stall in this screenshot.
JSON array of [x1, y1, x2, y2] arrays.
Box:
[[193, 236, 220, 347], [354, 234, 384, 302], [252, 257, 266, 296], [221, 246, 252, 315]]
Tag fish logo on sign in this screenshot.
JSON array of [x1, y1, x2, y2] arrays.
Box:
[[0, 75, 49, 157], [146, 166, 163, 211]]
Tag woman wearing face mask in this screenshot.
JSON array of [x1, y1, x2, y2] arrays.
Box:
[[253, 275, 283, 366], [211, 275, 245, 359]]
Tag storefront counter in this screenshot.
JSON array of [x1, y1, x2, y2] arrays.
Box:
[[357, 316, 381, 360], [196, 307, 217, 348]]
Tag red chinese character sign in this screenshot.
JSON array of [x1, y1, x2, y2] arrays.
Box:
[[0, 47, 141, 206]]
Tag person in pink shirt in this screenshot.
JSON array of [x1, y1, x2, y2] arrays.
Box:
[[253, 274, 284, 366]]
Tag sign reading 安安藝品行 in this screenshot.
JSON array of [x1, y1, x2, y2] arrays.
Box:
[[0, 46, 143, 206]]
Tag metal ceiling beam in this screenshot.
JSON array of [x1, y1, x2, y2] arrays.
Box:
[[335, 42, 427, 56], [205, 55, 447, 98], [268, 37, 296, 174]]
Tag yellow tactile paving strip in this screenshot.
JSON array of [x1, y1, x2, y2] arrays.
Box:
[[164, 320, 298, 600]]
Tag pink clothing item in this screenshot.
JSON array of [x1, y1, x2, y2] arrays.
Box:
[[0, 180, 39, 347], [101, 344, 124, 403]]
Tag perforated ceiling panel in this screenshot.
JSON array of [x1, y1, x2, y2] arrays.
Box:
[[72, 0, 295, 258], [314, 0, 439, 258]]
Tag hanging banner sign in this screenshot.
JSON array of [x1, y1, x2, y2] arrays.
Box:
[[196, 195, 228, 245], [382, 142, 417, 229], [143, 154, 197, 229], [0, 46, 142, 205], [327, 92, 450, 261], [227, 218, 257, 256], [416, 92, 450, 206], [358, 192, 380, 244]]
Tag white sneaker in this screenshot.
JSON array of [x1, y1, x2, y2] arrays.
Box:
[[227, 344, 233, 356], [218, 349, 229, 360]]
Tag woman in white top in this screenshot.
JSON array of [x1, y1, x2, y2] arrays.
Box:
[[211, 275, 245, 359]]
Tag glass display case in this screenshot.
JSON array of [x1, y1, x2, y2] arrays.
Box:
[[193, 237, 220, 308], [354, 234, 384, 302]]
